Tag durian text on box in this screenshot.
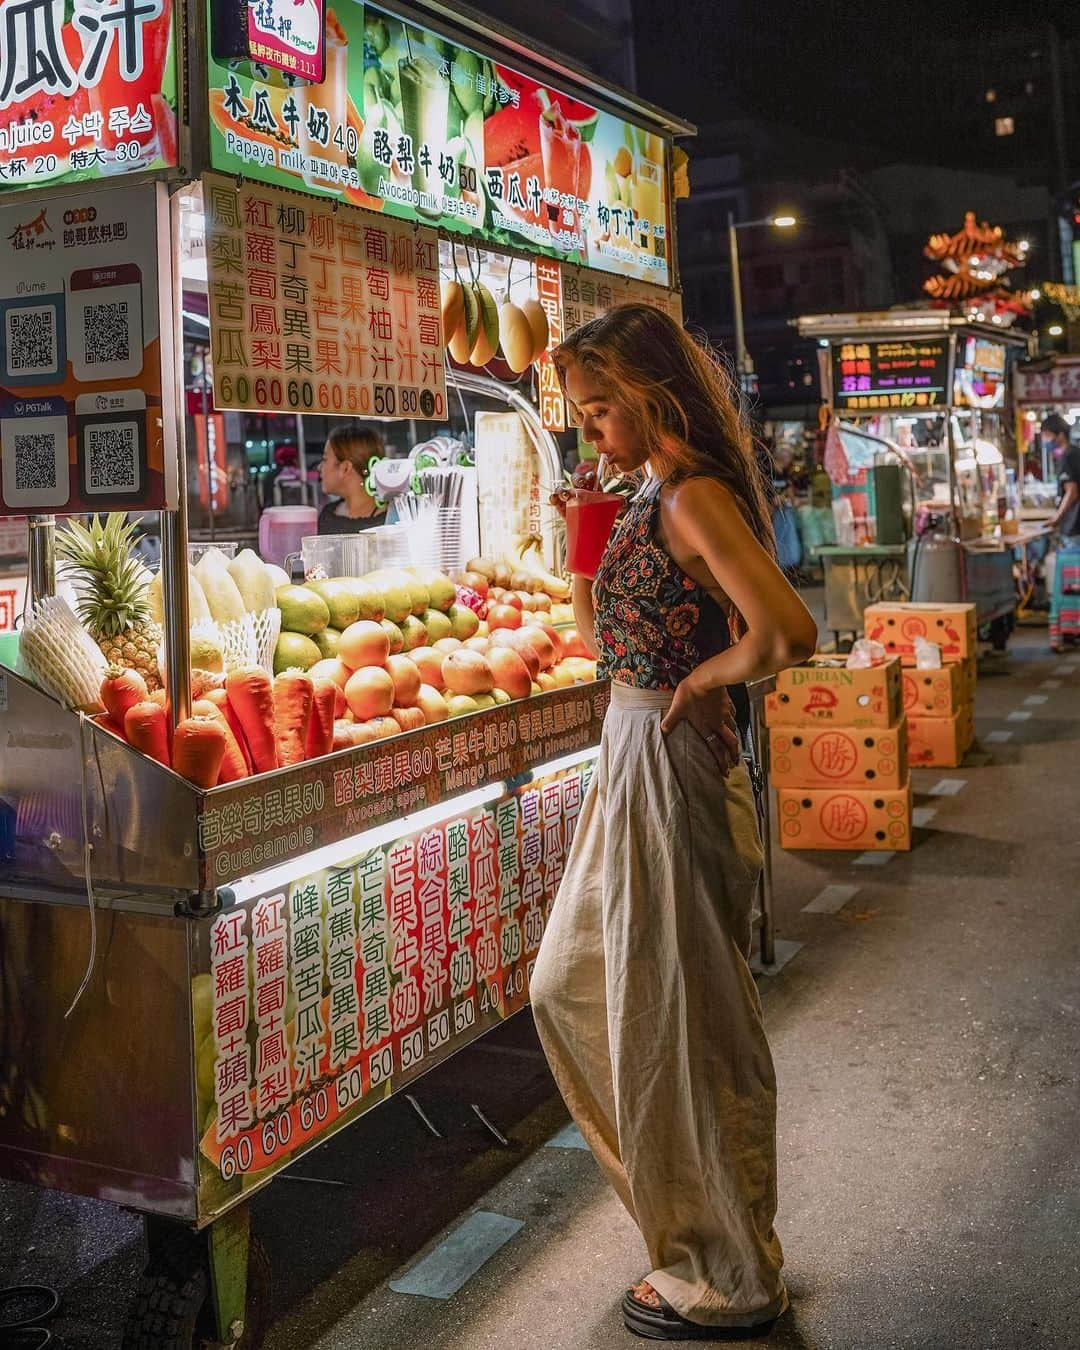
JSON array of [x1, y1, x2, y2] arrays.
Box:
[[765, 655, 903, 730]]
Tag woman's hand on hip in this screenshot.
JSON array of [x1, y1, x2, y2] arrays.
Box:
[[661, 675, 741, 776]]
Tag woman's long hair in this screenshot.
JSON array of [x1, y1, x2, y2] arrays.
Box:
[[554, 304, 775, 555]]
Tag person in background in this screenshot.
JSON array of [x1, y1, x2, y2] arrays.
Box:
[[1043, 414, 1080, 547], [534, 304, 817, 1341], [317, 425, 388, 535], [1043, 413, 1080, 651]]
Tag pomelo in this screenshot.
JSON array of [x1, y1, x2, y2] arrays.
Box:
[[423, 608, 453, 643], [276, 584, 330, 636], [314, 627, 341, 659], [274, 631, 322, 674]]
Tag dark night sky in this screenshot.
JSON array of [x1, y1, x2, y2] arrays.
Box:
[[633, 0, 1080, 175]]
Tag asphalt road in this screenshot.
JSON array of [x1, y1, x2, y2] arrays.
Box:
[[2, 627, 1079, 1349]]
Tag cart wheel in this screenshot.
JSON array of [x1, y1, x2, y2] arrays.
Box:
[[121, 1229, 208, 1350], [122, 1231, 271, 1350]]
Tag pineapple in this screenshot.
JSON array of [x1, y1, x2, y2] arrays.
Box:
[[55, 514, 163, 692]]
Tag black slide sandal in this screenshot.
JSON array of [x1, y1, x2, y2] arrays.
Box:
[[623, 1288, 782, 1341]]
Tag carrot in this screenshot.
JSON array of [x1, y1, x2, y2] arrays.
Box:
[[91, 712, 127, 740], [124, 700, 171, 768], [194, 699, 249, 784], [273, 669, 314, 767], [172, 716, 228, 789], [192, 669, 227, 701], [305, 677, 338, 761], [100, 666, 148, 725], [225, 667, 278, 774], [203, 688, 254, 774]]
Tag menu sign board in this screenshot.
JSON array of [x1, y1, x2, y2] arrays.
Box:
[[0, 0, 179, 192], [0, 182, 174, 516], [831, 339, 950, 412], [537, 262, 682, 431], [193, 756, 594, 1218], [203, 173, 446, 420], [207, 1, 672, 285], [248, 0, 326, 81], [197, 681, 609, 886], [953, 335, 1007, 410]]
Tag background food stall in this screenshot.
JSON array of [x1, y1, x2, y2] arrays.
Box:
[[797, 310, 1035, 648], [0, 2, 691, 1345]]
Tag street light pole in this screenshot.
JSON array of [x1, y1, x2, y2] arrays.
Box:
[[726, 213, 796, 393], [728, 210, 750, 381]]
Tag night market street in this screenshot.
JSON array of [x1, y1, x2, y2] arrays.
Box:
[[4, 624, 1078, 1349]]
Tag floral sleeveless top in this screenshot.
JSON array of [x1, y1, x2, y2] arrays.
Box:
[[592, 477, 735, 692]]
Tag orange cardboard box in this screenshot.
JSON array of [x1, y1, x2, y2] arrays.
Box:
[[765, 655, 903, 729], [902, 663, 968, 718], [770, 720, 908, 790], [907, 709, 974, 768], [777, 783, 912, 852], [863, 602, 977, 664]]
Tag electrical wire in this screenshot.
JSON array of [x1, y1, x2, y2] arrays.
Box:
[[65, 714, 98, 1021]]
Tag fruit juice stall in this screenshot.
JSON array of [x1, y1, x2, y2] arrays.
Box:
[[796, 310, 1035, 648], [0, 1, 691, 1344]]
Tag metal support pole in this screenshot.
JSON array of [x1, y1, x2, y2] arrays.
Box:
[[162, 187, 193, 727], [728, 212, 749, 380], [753, 695, 776, 966], [27, 514, 56, 606]]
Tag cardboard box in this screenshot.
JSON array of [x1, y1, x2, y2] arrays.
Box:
[[765, 655, 903, 729], [863, 602, 977, 664], [907, 709, 974, 768], [902, 663, 968, 718], [770, 720, 908, 790], [777, 783, 912, 852]]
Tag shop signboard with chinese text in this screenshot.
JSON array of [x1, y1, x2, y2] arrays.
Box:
[[831, 338, 949, 412], [248, 0, 326, 81], [203, 173, 446, 419], [192, 755, 594, 1215], [0, 182, 175, 516], [1014, 356, 1080, 406], [538, 261, 683, 431], [197, 681, 609, 886], [0, 0, 179, 192], [206, 2, 672, 285]]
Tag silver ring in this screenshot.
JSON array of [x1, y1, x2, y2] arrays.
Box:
[[704, 732, 720, 744]]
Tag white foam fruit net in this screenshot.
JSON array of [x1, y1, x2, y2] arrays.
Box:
[[251, 606, 281, 675], [157, 608, 279, 681]]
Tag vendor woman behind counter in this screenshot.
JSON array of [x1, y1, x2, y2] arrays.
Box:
[[318, 426, 389, 534]]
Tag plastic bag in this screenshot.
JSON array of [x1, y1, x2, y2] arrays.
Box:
[[846, 638, 887, 669], [914, 637, 942, 669]]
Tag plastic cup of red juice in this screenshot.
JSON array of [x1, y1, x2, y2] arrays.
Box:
[[565, 489, 623, 578]]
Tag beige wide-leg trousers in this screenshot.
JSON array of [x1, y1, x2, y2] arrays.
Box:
[[531, 684, 786, 1327]]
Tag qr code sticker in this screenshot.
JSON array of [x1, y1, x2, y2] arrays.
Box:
[[1, 412, 68, 508], [85, 421, 140, 494], [69, 282, 143, 382], [14, 432, 59, 492], [5, 305, 59, 378], [83, 302, 131, 366]]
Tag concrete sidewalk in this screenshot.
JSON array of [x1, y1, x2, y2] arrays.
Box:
[[275, 637, 1080, 1350], [2, 635, 1078, 1349]]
